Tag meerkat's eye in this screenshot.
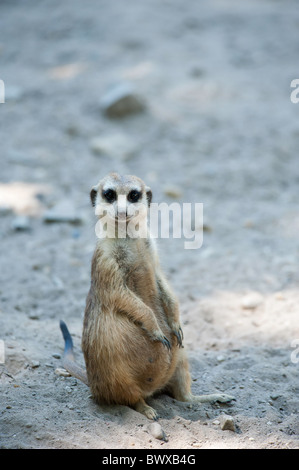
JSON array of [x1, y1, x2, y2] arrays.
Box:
[[128, 190, 141, 203], [102, 189, 116, 203]]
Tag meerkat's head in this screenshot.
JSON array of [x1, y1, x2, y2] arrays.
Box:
[[90, 173, 152, 237]]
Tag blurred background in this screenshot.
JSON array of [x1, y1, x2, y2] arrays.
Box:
[[0, 0, 298, 449]]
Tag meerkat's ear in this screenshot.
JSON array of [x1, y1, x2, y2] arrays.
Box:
[[145, 186, 152, 206], [90, 186, 98, 207]]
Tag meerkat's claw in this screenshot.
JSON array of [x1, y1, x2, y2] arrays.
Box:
[[160, 336, 171, 350], [151, 330, 172, 350], [146, 407, 159, 421], [173, 330, 183, 347], [170, 323, 184, 347], [176, 326, 184, 347], [134, 399, 158, 420]]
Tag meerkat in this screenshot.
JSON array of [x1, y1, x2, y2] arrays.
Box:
[[60, 172, 234, 419]]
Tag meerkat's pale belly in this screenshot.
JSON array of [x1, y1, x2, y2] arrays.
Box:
[[90, 312, 178, 400]]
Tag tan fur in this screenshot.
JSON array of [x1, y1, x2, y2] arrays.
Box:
[[66, 173, 234, 419]]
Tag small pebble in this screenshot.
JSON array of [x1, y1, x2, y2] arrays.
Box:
[[43, 201, 83, 225], [220, 414, 236, 432], [148, 422, 167, 441], [163, 185, 183, 199], [11, 215, 31, 231], [55, 367, 71, 377], [241, 293, 263, 310], [270, 394, 280, 400], [28, 313, 40, 320], [31, 361, 40, 368], [90, 133, 137, 161], [191, 441, 201, 448], [100, 82, 146, 118]]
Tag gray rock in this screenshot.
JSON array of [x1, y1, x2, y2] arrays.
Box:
[[100, 82, 146, 118], [270, 394, 280, 401], [163, 184, 183, 199], [90, 133, 138, 161], [55, 367, 71, 377], [148, 422, 167, 441], [220, 414, 236, 432], [43, 201, 83, 225], [241, 293, 263, 309], [28, 313, 40, 320], [11, 215, 31, 231], [31, 360, 40, 369]]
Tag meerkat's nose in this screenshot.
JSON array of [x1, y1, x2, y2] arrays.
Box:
[[117, 209, 127, 219], [116, 195, 127, 219]]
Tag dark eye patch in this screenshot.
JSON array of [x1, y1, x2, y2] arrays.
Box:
[[102, 189, 116, 203], [128, 190, 141, 203], [90, 189, 97, 207]]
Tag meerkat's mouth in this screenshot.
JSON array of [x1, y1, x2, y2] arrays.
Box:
[[114, 215, 133, 222]]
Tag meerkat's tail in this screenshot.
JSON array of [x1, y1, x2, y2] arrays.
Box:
[[59, 320, 89, 386]]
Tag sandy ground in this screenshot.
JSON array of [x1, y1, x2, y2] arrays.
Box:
[[0, 0, 299, 449]]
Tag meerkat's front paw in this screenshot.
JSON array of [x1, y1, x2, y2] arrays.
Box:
[[151, 329, 171, 350], [134, 399, 158, 420], [169, 322, 184, 347], [144, 406, 159, 420]]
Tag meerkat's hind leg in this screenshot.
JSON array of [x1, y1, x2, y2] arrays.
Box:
[[165, 349, 235, 405], [133, 398, 158, 420], [187, 392, 235, 404]]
